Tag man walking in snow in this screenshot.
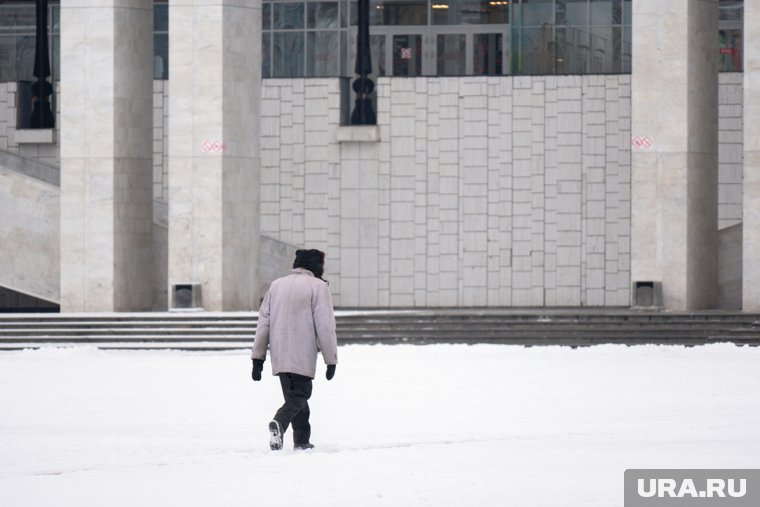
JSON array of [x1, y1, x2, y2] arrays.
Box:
[[251, 249, 338, 451]]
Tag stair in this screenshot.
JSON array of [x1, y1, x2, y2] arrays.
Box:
[[335, 309, 760, 346], [0, 309, 759, 350], [0, 313, 256, 350]]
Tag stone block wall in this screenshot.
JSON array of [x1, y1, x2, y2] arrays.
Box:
[[261, 76, 633, 307], [0, 75, 748, 308], [0, 82, 60, 167], [719, 73, 743, 229], [0, 83, 17, 153], [153, 80, 169, 204], [259, 75, 744, 307], [150, 81, 170, 309]]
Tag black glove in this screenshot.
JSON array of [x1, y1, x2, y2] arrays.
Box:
[[326, 364, 336, 381], [251, 359, 264, 381]]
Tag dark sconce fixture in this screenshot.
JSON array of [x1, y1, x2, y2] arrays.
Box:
[[350, 0, 376, 125], [30, 0, 54, 129]]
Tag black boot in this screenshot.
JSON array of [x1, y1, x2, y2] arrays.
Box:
[[268, 420, 283, 451]]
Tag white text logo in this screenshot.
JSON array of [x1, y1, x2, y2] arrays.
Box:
[[637, 478, 747, 499]]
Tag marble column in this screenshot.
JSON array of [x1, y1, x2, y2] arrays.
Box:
[[60, 1, 154, 311], [167, 2, 261, 311], [742, 2, 760, 312], [631, 0, 719, 310], [743, 0, 760, 310]]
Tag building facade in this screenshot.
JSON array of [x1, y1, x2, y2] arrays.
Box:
[[0, 0, 755, 311]]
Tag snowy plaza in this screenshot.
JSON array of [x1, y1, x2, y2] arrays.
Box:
[[1, 2, 759, 505], [1, 342, 758, 506]]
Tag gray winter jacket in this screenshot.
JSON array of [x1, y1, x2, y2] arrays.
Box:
[[251, 268, 338, 378]]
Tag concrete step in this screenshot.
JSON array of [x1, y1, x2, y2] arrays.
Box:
[[2, 324, 756, 338], [335, 319, 760, 328], [0, 327, 256, 336], [338, 315, 760, 326], [0, 309, 759, 349], [336, 328, 760, 342], [0, 341, 250, 351], [0, 335, 253, 343]]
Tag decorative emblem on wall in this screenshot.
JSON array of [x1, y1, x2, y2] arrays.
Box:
[[201, 141, 228, 153], [631, 136, 653, 149]]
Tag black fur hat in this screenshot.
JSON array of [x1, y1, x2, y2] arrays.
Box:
[[293, 249, 325, 279]]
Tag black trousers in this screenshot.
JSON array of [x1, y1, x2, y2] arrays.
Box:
[[274, 372, 313, 445]]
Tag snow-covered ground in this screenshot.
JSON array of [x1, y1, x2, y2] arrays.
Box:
[[0, 343, 758, 506]]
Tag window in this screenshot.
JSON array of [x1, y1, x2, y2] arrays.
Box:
[[263, 1, 351, 78], [512, 0, 630, 75], [308, 31, 340, 76], [437, 33, 466, 75], [274, 32, 305, 77], [392, 34, 422, 75], [0, 1, 745, 83], [154, 2, 168, 79], [274, 2, 305, 29], [719, 0, 742, 72], [309, 2, 339, 28], [432, 1, 509, 25], [473, 33, 503, 75], [308, 3, 341, 75], [0, 2, 169, 82], [556, 0, 588, 25], [372, 0, 428, 26], [519, 0, 553, 26], [0, 4, 46, 83]]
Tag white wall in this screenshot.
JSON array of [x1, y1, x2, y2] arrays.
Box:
[[152, 80, 169, 205], [0, 75, 747, 308], [0, 81, 169, 206], [0, 163, 59, 303], [719, 73, 743, 229], [743, 0, 760, 310], [0, 82, 60, 167], [261, 76, 633, 307]]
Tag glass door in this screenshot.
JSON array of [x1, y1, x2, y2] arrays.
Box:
[[719, 21, 742, 72], [370, 34, 387, 77], [473, 32, 505, 75], [350, 24, 508, 78], [434, 26, 508, 76], [436, 33, 466, 75], [392, 33, 423, 76], [350, 26, 430, 77]]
